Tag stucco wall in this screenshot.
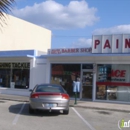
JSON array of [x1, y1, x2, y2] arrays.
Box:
[[29, 58, 47, 89], [0, 14, 51, 52]]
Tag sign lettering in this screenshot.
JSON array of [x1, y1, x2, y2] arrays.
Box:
[[0, 63, 30, 69], [108, 70, 126, 77], [92, 34, 130, 53], [104, 39, 111, 49], [48, 48, 92, 55]]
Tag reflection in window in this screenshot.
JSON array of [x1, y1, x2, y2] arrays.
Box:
[[12, 69, 29, 89], [51, 64, 81, 97], [96, 64, 130, 102]]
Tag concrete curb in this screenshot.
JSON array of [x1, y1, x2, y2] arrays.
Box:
[[0, 98, 29, 102], [73, 105, 130, 113]]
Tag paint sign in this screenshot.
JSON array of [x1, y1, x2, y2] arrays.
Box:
[[48, 48, 92, 54], [92, 34, 130, 53]]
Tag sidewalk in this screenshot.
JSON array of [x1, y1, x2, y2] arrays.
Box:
[[0, 94, 130, 113]]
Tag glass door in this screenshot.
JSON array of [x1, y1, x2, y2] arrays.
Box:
[[82, 71, 93, 99]]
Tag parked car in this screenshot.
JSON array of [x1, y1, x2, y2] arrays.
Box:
[[29, 84, 70, 114]]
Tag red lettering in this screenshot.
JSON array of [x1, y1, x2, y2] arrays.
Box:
[[120, 70, 126, 77], [116, 39, 119, 48], [62, 49, 65, 53], [104, 39, 111, 49], [76, 48, 79, 52], [68, 49, 71, 53], [109, 70, 126, 77], [115, 70, 120, 77], [94, 40, 100, 49], [125, 39, 130, 48], [51, 49, 61, 54], [110, 70, 115, 77], [80, 48, 84, 52], [70, 49, 75, 53], [62, 49, 67, 53]]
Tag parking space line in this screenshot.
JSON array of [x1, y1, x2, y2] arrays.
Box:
[[71, 107, 96, 130], [12, 102, 26, 125]]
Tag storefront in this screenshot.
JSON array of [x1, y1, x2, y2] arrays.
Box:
[[96, 64, 130, 102], [43, 34, 130, 103], [0, 50, 40, 96], [1, 34, 130, 104]]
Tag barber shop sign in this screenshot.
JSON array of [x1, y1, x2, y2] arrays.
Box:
[[92, 34, 130, 53]]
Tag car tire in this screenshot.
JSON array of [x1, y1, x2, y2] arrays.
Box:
[[29, 105, 34, 114], [63, 109, 69, 115]]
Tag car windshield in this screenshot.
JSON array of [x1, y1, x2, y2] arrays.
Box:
[[35, 84, 65, 93]]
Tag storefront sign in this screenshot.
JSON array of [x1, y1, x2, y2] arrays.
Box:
[[0, 63, 30, 69], [0, 63, 11, 68], [92, 34, 130, 53], [108, 69, 126, 82], [12, 63, 30, 69], [108, 70, 126, 77], [48, 48, 92, 54]]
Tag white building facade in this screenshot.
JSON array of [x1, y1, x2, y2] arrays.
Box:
[[0, 14, 51, 96], [37, 34, 130, 104], [0, 16, 130, 104]]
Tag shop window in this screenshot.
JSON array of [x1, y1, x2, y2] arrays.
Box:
[[12, 69, 29, 89], [96, 64, 130, 102], [0, 69, 10, 88], [51, 64, 81, 97], [0, 62, 30, 89]]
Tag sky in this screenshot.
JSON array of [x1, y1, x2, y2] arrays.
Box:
[[9, 0, 130, 48]]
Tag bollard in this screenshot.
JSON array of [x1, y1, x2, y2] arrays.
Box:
[[74, 92, 77, 105]]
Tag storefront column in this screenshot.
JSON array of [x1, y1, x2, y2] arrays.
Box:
[[29, 58, 36, 89], [92, 73, 96, 101], [46, 61, 51, 83]]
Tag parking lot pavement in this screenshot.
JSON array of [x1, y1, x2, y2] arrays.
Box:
[[1, 94, 130, 113], [0, 100, 130, 130], [0, 100, 88, 130]]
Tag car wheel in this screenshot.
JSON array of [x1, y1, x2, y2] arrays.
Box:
[[29, 105, 34, 114], [63, 109, 69, 115]]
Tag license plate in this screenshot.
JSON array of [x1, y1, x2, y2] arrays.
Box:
[[45, 104, 57, 107]]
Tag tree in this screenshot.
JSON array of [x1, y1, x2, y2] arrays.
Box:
[[0, 0, 15, 26]]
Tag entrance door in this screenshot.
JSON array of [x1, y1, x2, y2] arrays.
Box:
[[82, 71, 93, 99]]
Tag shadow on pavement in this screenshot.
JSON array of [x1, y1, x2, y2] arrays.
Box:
[[96, 110, 112, 115], [8, 103, 64, 117]]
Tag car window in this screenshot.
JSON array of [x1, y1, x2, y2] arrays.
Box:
[[35, 85, 64, 93]]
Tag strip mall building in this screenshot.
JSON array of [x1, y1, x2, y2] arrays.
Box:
[[0, 15, 130, 104]]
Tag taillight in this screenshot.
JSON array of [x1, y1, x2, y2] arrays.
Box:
[[31, 93, 39, 98], [62, 94, 69, 99]]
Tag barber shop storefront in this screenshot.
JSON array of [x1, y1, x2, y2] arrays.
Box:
[[0, 62, 30, 89], [46, 34, 130, 103]]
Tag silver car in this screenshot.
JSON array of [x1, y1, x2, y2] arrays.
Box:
[[29, 84, 70, 114]]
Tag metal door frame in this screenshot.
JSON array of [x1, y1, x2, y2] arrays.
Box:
[[80, 69, 94, 100]]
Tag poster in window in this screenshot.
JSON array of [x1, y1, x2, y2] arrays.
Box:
[[107, 86, 117, 100], [96, 85, 106, 99]]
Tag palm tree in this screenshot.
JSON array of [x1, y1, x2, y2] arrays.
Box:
[[0, 0, 15, 26]]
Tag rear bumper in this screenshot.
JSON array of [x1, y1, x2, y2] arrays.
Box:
[[29, 99, 69, 110]]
